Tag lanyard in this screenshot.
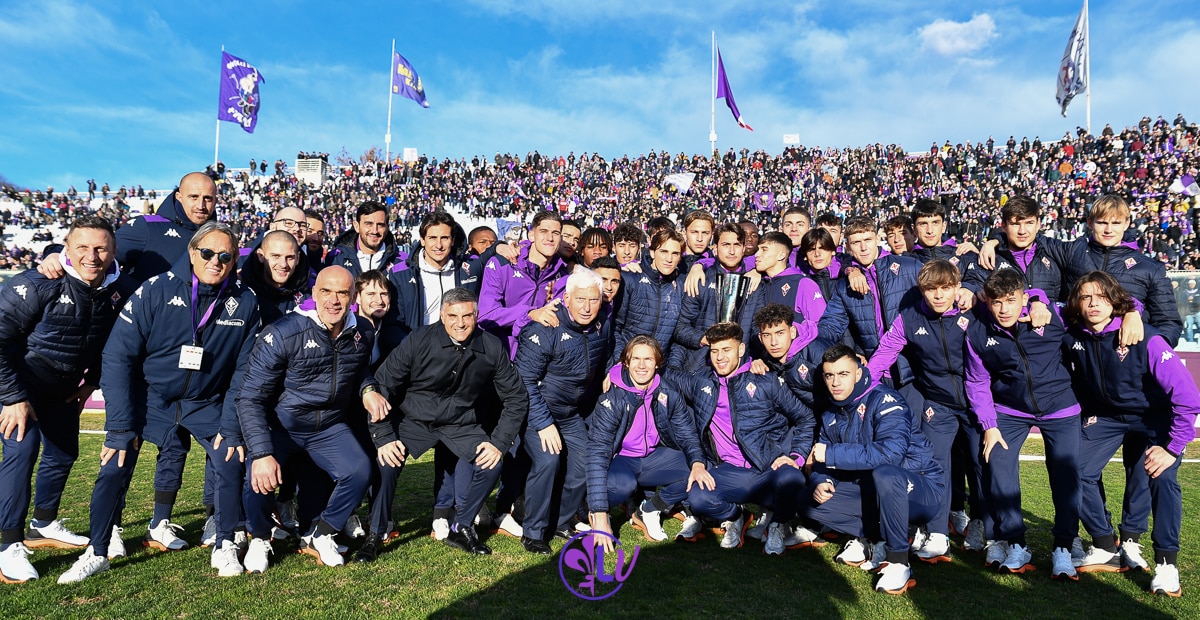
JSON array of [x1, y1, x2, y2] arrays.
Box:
[[191, 274, 229, 345]]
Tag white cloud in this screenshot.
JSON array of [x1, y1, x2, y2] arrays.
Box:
[[919, 14, 997, 56]]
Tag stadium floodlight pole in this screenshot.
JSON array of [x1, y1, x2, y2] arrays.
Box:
[[214, 45, 224, 168], [1084, 0, 1091, 135], [709, 30, 717, 156], [385, 38, 395, 166]]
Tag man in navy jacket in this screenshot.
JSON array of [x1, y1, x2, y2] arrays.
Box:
[[58, 223, 260, 583], [0, 217, 136, 584], [237, 266, 386, 572]]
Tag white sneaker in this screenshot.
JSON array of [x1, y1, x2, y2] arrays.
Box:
[[270, 526, 291, 540], [1120, 539, 1149, 571], [948, 510, 970, 537], [430, 518, 450, 541], [999, 543, 1034, 574], [909, 528, 928, 553], [144, 520, 188, 551], [275, 500, 299, 529], [632, 504, 667, 542], [234, 529, 248, 551], [837, 538, 868, 567], [1051, 546, 1078, 581], [0, 542, 38, 583], [675, 516, 704, 542], [25, 519, 89, 549], [745, 510, 773, 541], [1151, 562, 1181, 597], [210, 540, 244, 577], [344, 515, 366, 539], [200, 516, 217, 547], [862, 541, 888, 572], [783, 525, 826, 549], [962, 519, 985, 552], [494, 513, 523, 538], [1076, 545, 1124, 573], [243, 537, 272, 574], [1071, 536, 1085, 566], [984, 540, 1009, 569], [875, 561, 915, 594], [107, 526, 126, 560], [57, 547, 110, 584], [300, 532, 344, 567], [763, 522, 786, 556], [719, 511, 747, 549], [915, 533, 951, 564]]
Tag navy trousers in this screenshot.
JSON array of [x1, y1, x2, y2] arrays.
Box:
[[244, 424, 370, 538], [989, 414, 1080, 548], [1079, 413, 1182, 553], [688, 461, 807, 522], [805, 465, 942, 554], [920, 401, 988, 535], [605, 446, 690, 509], [0, 390, 80, 539], [523, 415, 588, 540]]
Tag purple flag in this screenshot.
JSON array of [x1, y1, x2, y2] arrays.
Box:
[[217, 51, 264, 134], [392, 52, 430, 108], [716, 48, 752, 131], [753, 192, 775, 211]]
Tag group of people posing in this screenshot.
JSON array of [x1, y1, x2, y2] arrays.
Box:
[[0, 171, 1193, 599]]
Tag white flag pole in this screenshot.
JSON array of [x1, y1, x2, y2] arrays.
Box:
[[709, 31, 717, 156], [1084, 0, 1091, 134], [385, 39, 395, 165], [214, 45, 223, 168]]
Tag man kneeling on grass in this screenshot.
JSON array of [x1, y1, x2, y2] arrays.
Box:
[[804, 345, 944, 595]]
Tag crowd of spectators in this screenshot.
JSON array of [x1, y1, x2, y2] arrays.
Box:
[[4, 113, 1198, 271]]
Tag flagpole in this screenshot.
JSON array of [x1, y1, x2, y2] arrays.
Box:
[[385, 39, 395, 166], [709, 31, 717, 156], [214, 45, 223, 168], [1084, 0, 1091, 134]]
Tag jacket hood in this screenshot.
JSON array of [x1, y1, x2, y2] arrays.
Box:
[[156, 191, 211, 231], [332, 228, 398, 255]]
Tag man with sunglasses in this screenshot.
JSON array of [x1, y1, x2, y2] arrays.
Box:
[[58, 223, 261, 582]]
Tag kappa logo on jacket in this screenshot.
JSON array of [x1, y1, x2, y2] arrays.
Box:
[[701, 385, 712, 395], [882, 393, 896, 403], [168, 296, 187, 307], [1072, 342, 1084, 351], [985, 338, 998, 347], [600, 398, 612, 409], [560, 333, 572, 341], [639, 277, 650, 284], [57, 294, 73, 305], [915, 327, 928, 336], [1162, 350, 1175, 362], [814, 291, 823, 300], [12, 284, 27, 299], [125, 299, 134, 313], [528, 334, 541, 345], [263, 333, 275, 346], [304, 339, 319, 350], [906, 480, 915, 493], [164, 229, 180, 238]]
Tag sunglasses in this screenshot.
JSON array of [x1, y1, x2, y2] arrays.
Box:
[[197, 248, 234, 264]]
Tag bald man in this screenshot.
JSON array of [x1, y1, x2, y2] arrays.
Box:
[[236, 266, 389, 572], [241, 231, 312, 326]]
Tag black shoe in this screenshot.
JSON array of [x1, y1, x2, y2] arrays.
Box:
[[445, 526, 491, 555], [521, 535, 552, 555], [353, 535, 381, 563]]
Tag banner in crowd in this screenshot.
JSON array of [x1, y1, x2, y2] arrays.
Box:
[[496, 219, 523, 241], [1056, 1, 1089, 116], [217, 51, 264, 134], [753, 192, 775, 211], [1169, 175, 1200, 197], [393, 52, 430, 108], [716, 47, 752, 131], [663, 173, 696, 194]]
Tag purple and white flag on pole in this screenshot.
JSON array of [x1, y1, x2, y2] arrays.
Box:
[[1055, 1, 1088, 117], [392, 52, 430, 108], [217, 51, 264, 133], [716, 47, 753, 131], [753, 192, 775, 211]]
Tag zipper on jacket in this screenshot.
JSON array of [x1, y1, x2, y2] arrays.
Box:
[[1012, 334, 1043, 415], [937, 317, 966, 408], [324, 332, 338, 430], [1088, 334, 1111, 404]]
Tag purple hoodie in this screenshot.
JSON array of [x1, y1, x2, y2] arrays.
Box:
[[711, 361, 753, 468], [606, 365, 663, 458], [478, 243, 568, 357]]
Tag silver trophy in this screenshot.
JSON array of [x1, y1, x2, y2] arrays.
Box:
[[714, 272, 752, 323]]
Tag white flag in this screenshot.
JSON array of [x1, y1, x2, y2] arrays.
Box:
[[663, 172, 696, 194], [1056, 1, 1088, 117]]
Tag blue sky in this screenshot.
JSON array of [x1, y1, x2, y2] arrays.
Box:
[[1, 0, 1196, 191]]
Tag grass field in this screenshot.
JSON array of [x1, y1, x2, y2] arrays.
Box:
[[2, 418, 1198, 619]]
